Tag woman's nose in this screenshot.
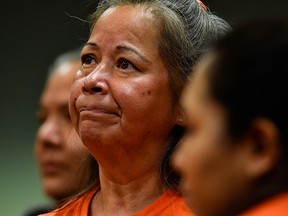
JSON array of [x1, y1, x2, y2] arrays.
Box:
[[82, 65, 109, 95]]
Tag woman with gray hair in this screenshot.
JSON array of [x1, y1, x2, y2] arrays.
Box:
[[42, 0, 230, 215]]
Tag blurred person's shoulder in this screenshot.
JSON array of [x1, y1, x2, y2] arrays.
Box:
[[39, 187, 98, 216], [22, 204, 54, 216]]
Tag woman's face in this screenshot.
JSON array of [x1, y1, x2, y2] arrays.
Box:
[[173, 56, 249, 216], [69, 6, 177, 160], [36, 61, 92, 201]]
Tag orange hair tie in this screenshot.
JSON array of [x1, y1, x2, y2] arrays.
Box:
[[196, 0, 207, 11]]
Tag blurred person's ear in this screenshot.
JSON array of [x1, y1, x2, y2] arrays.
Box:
[[241, 119, 281, 180]]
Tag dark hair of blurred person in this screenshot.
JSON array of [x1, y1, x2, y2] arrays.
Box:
[[173, 19, 288, 216]]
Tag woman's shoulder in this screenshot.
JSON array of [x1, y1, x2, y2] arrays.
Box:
[[39, 187, 99, 216], [133, 190, 194, 216]]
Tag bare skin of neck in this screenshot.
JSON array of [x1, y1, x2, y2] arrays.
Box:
[[90, 166, 165, 216]]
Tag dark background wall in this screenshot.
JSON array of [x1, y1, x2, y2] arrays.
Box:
[[0, 0, 287, 215]]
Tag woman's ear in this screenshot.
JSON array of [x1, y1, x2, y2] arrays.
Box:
[[174, 104, 186, 126], [242, 118, 281, 180]]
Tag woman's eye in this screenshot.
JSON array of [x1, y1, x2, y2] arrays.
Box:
[[117, 59, 138, 71], [81, 54, 96, 65]]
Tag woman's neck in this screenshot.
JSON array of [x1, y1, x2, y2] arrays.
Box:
[[90, 167, 165, 216]]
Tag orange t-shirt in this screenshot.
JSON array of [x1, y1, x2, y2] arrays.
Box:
[[242, 192, 288, 216], [40, 187, 193, 216]]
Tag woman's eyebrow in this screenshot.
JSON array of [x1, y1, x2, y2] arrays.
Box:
[[83, 42, 151, 64], [116, 44, 151, 64], [84, 42, 99, 49]]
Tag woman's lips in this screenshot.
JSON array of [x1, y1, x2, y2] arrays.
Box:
[[79, 107, 120, 117], [80, 107, 112, 114]]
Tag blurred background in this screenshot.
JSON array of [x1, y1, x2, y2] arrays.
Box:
[[0, 0, 287, 215]]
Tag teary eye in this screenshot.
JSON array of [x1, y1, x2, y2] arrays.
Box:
[[81, 54, 96, 65], [117, 58, 139, 71], [119, 60, 129, 69]]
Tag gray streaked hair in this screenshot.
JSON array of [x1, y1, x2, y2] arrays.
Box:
[[89, 0, 230, 102]]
